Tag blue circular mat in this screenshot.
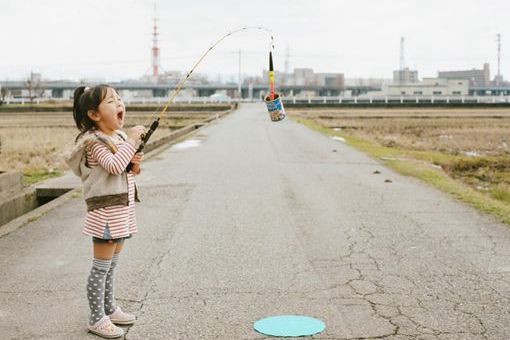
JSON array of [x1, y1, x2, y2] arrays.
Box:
[[254, 315, 326, 337]]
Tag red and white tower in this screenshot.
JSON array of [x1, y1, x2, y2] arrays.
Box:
[[151, 4, 160, 77]]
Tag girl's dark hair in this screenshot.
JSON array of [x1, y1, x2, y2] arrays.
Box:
[[72, 84, 117, 142]]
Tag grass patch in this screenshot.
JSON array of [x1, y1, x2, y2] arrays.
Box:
[[71, 190, 82, 199], [23, 169, 63, 186], [290, 115, 510, 225]]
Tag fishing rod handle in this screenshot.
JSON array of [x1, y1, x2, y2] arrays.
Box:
[[126, 119, 159, 172]]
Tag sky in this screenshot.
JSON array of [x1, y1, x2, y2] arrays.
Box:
[[0, 0, 508, 82]]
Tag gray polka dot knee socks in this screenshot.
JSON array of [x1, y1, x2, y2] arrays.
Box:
[[87, 258, 111, 325], [104, 252, 119, 315]]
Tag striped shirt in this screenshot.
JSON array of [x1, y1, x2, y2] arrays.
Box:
[[82, 133, 138, 239]]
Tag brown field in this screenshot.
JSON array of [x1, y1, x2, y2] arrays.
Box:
[[288, 107, 510, 206], [0, 110, 216, 183], [292, 108, 510, 157]]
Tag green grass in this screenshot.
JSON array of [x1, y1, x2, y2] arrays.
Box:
[[291, 115, 510, 225], [23, 169, 63, 186]]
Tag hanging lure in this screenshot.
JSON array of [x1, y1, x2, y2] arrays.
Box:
[[126, 26, 274, 172], [264, 39, 285, 122]]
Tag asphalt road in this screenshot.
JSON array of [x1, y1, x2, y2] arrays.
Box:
[[1, 103, 509, 339]]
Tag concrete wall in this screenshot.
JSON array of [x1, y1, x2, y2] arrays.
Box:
[[0, 187, 38, 226], [0, 172, 23, 193], [0, 172, 39, 226]]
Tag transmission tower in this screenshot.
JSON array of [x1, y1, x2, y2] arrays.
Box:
[[151, 2, 160, 77], [496, 33, 502, 85]]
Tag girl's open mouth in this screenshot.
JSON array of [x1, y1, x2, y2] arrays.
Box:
[[117, 110, 124, 121]]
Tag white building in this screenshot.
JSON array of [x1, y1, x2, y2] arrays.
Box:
[[384, 78, 469, 96]]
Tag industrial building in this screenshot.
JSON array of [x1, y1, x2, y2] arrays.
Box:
[[384, 78, 469, 96], [438, 63, 491, 87]]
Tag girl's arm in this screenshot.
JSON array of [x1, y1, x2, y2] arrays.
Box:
[[89, 141, 137, 175]]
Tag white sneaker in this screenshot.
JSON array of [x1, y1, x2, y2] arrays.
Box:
[[107, 306, 136, 325], [87, 315, 124, 339]]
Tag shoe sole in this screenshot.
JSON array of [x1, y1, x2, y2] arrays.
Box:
[[110, 319, 136, 325], [87, 327, 124, 338]]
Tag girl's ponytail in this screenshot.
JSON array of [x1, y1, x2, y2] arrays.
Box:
[[73, 86, 87, 130], [72, 84, 111, 142]]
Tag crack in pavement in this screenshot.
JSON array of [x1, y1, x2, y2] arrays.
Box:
[[277, 173, 502, 339]]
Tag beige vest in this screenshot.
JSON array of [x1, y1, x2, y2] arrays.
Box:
[[65, 130, 140, 211]]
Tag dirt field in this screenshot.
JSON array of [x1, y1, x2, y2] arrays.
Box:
[[288, 107, 510, 206], [0, 110, 217, 183]]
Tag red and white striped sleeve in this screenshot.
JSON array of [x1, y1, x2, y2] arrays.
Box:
[[89, 141, 137, 175]]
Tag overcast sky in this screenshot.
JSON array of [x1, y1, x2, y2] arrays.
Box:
[[0, 0, 508, 82]]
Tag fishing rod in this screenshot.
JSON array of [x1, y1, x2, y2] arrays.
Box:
[[269, 50, 275, 100], [126, 26, 274, 172]]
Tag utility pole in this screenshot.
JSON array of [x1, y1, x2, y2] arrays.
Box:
[[496, 33, 502, 86], [284, 45, 290, 85], [238, 49, 242, 100], [400, 36, 405, 71], [398, 36, 405, 84]]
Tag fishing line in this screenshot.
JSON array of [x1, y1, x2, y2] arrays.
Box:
[[140, 26, 274, 127], [126, 26, 274, 171]]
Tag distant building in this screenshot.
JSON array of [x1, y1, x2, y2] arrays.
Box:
[[315, 73, 345, 88], [384, 78, 469, 96], [438, 63, 490, 87], [393, 67, 419, 84], [292, 68, 315, 85], [345, 78, 391, 88], [263, 68, 344, 88], [140, 70, 209, 86]]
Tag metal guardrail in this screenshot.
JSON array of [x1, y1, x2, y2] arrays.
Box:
[[282, 95, 510, 105], [2, 95, 510, 105]]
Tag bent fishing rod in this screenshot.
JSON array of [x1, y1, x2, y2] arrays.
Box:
[[126, 26, 274, 172]]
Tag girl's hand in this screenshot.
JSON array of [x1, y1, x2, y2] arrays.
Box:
[[130, 152, 144, 175], [131, 152, 144, 165], [127, 125, 146, 143], [131, 163, 141, 175]]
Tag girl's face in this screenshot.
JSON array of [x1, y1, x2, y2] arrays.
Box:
[[89, 87, 126, 134]]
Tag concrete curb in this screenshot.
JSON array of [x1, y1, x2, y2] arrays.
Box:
[[0, 108, 234, 238], [142, 109, 230, 155], [0, 188, 80, 238], [142, 109, 229, 160], [0, 186, 39, 226]]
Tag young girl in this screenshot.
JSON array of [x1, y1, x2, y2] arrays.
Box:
[[65, 84, 146, 338]]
